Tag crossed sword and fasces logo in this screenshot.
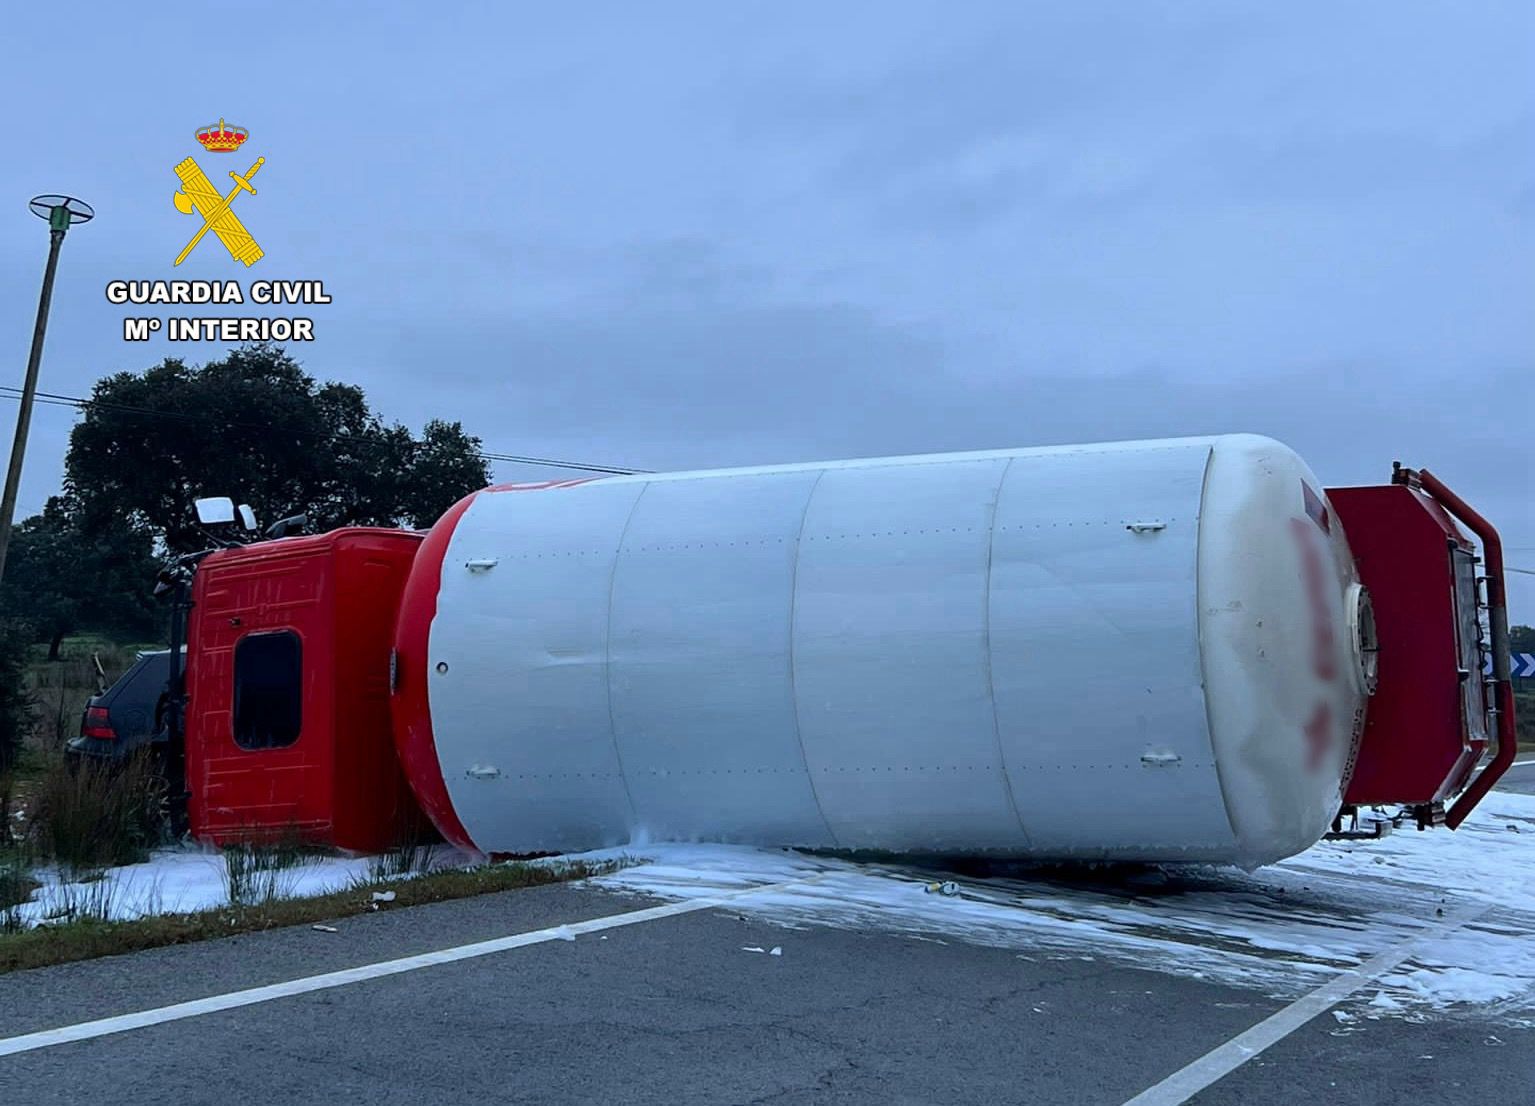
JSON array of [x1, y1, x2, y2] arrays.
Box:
[[172, 154, 265, 266]]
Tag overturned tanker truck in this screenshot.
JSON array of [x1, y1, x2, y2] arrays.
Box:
[[176, 434, 1516, 868]]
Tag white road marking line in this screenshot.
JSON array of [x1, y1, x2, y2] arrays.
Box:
[[1512, 758, 1535, 768], [0, 874, 826, 1060], [1118, 903, 1488, 1106]]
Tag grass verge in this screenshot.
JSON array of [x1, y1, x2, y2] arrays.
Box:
[[0, 856, 625, 976]]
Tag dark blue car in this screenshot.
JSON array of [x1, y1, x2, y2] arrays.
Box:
[[65, 650, 174, 762]]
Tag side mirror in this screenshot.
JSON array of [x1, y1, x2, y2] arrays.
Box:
[[264, 513, 308, 540], [237, 504, 259, 533], [194, 496, 236, 526]]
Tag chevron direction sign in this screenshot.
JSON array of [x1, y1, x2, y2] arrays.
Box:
[[1483, 653, 1535, 677]]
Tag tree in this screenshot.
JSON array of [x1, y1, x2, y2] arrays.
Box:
[[0, 495, 161, 659], [0, 618, 31, 783], [397, 419, 496, 529], [65, 345, 491, 551]]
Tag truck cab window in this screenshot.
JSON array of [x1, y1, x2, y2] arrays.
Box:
[[233, 631, 302, 749]]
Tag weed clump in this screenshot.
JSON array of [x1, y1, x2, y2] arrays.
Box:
[[222, 833, 318, 907], [31, 752, 167, 872]]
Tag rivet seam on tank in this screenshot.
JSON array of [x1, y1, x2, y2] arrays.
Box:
[[1125, 521, 1166, 533], [465, 558, 499, 572]]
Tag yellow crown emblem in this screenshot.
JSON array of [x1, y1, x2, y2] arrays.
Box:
[[195, 118, 248, 153]]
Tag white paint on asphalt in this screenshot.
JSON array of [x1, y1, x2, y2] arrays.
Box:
[[1118, 902, 1489, 1106], [0, 874, 826, 1059]]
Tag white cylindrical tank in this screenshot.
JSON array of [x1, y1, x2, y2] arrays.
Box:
[[392, 434, 1372, 868]]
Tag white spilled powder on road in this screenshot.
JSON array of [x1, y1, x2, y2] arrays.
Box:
[[17, 852, 372, 924], [13, 846, 470, 927], [574, 790, 1535, 1024]]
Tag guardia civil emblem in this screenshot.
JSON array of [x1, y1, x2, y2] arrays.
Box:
[[172, 119, 265, 267]]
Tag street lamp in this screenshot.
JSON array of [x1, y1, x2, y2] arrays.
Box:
[[0, 194, 94, 588]]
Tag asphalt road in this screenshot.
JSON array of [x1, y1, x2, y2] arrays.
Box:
[[1, 875, 1530, 1105], [1500, 758, 1535, 795]]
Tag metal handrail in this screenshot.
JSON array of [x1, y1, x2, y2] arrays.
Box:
[[1408, 468, 1517, 828]]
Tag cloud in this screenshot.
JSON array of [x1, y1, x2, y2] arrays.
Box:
[[1, 2, 1531, 612]]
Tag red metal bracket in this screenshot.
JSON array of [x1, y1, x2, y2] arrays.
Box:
[[1409, 468, 1517, 828]]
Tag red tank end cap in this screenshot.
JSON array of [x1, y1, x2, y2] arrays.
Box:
[[392, 491, 482, 853]]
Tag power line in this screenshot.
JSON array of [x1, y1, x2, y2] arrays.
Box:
[[6, 386, 1531, 571], [0, 384, 647, 476]]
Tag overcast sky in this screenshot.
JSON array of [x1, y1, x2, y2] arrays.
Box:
[[1, 3, 1531, 616]]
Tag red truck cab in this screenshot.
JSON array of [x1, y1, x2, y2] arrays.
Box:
[[183, 527, 425, 852]]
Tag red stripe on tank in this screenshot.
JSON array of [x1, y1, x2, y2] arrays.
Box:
[[485, 478, 598, 493]]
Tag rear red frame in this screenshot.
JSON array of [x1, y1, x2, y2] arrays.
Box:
[[1416, 469, 1517, 828], [1329, 470, 1515, 825]]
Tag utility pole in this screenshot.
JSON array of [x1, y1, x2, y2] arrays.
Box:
[[0, 195, 94, 588]]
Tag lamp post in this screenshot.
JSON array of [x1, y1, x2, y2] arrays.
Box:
[[0, 195, 94, 588]]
